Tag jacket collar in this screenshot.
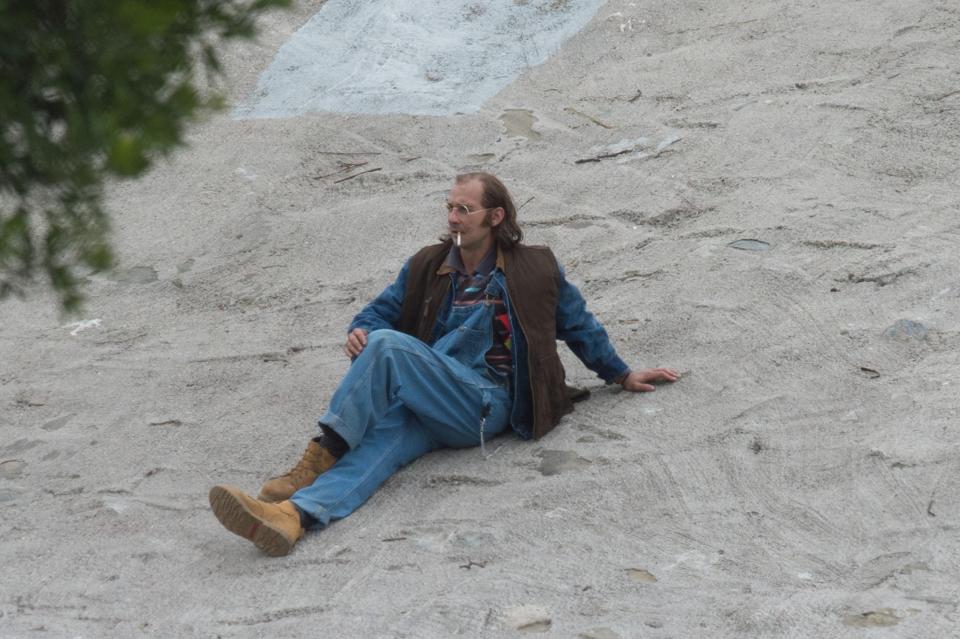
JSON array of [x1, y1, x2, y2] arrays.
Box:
[[436, 243, 503, 275]]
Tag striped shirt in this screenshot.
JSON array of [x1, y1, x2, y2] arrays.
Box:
[[444, 247, 513, 377]]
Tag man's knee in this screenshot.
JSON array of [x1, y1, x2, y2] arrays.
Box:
[[363, 329, 417, 355]]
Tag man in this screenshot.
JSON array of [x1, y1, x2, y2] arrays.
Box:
[[208, 172, 679, 556]]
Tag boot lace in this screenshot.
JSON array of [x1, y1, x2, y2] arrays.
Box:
[[285, 449, 320, 482], [274, 446, 321, 483]]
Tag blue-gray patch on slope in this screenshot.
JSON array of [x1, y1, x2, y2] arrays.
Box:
[[235, 0, 608, 118]]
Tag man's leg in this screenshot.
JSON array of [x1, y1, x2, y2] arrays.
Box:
[[290, 401, 435, 526], [292, 329, 512, 526], [210, 329, 511, 551], [320, 328, 510, 450], [258, 327, 509, 502]]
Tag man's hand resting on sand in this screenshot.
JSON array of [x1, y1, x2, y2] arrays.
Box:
[[620, 368, 680, 392]]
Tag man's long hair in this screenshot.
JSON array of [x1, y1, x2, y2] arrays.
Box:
[[452, 172, 524, 250]]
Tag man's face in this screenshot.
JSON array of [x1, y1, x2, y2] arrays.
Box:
[[446, 179, 504, 251]]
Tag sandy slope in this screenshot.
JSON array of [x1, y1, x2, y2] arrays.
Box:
[[2, 0, 959, 637]]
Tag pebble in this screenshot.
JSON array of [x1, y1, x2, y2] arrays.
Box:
[[504, 605, 552, 633], [843, 609, 901, 627], [882, 319, 928, 340], [579, 628, 621, 639], [450, 530, 495, 548], [728, 239, 771, 251], [0, 460, 26, 480], [626, 568, 658, 583]]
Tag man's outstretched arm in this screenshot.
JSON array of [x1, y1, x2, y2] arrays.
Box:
[[555, 265, 679, 392]]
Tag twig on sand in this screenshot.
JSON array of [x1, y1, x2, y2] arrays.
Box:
[[564, 107, 613, 129], [334, 167, 383, 183], [314, 161, 368, 180], [574, 148, 633, 164]]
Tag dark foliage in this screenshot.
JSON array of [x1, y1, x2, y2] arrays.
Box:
[[0, 0, 290, 311]]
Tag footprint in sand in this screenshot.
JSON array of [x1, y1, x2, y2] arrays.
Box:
[[536, 449, 592, 476], [500, 109, 541, 140]]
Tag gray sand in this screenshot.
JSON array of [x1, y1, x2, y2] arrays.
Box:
[[2, 0, 959, 637]]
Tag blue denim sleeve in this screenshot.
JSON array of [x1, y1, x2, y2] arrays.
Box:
[[348, 258, 410, 333], [555, 265, 631, 383]]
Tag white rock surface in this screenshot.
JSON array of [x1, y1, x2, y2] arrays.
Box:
[[235, 0, 609, 117]]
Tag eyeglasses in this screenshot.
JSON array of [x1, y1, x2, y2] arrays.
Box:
[[444, 202, 491, 217]]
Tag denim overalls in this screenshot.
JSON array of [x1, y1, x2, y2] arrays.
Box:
[[290, 272, 512, 528]]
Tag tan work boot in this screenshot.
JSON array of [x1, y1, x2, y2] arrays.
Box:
[[208, 484, 304, 556], [257, 440, 339, 502]]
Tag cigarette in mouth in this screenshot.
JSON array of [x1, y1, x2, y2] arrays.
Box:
[[456, 232, 461, 247]]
